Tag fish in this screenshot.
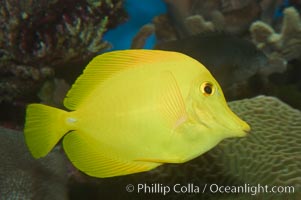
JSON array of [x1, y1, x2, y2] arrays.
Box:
[[155, 33, 268, 100], [24, 50, 250, 178]]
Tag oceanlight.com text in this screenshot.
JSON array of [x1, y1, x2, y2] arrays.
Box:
[[125, 183, 295, 196], [208, 183, 294, 196]]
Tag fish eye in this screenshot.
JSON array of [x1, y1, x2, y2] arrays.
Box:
[[200, 82, 214, 96]]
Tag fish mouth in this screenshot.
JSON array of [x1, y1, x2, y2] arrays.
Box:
[[236, 123, 251, 137], [240, 129, 250, 137], [225, 108, 251, 137], [243, 122, 251, 134], [223, 120, 250, 138]]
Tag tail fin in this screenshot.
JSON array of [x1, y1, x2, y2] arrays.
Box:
[[24, 104, 69, 158]]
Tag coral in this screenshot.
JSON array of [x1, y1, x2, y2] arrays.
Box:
[[133, 0, 261, 46], [0, 0, 127, 103], [250, 7, 301, 61], [131, 24, 155, 49], [226, 96, 301, 189], [0, 126, 68, 199], [152, 14, 178, 43], [250, 7, 301, 110], [260, 0, 301, 26], [38, 78, 70, 108], [92, 96, 301, 200], [183, 15, 217, 34], [159, 0, 261, 40]]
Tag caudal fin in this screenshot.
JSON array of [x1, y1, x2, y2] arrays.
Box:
[[24, 104, 69, 158]]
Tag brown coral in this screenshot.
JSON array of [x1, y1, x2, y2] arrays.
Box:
[[250, 7, 301, 61], [133, 0, 263, 48], [131, 24, 155, 49], [250, 7, 301, 110], [0, 0, 127, 104], [159, 0, 261, 40]]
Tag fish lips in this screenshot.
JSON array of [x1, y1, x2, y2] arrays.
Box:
[[229, 122, 251, 137]]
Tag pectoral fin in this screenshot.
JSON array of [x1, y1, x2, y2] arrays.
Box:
[[157, 71, 188, 129]]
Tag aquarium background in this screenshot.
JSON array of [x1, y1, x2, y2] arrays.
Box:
[[0, 0, 300, 199]]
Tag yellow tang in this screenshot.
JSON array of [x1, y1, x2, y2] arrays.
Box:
[[24, 50, 250, 178]]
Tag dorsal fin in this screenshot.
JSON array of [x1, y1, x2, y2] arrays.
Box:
[[63, 50, 189, 110]]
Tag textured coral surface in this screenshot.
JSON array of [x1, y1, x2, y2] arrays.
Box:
[[0, 127, 68, 200]]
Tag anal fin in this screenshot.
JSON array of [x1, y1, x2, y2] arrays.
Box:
[[63, 131, 160, 178]]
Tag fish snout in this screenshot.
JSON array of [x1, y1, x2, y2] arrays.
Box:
[[242, 121, 251, 135], [224, 109, 251, 137]]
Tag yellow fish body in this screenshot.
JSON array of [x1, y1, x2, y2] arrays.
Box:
[[24, 50, 250, 178]]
